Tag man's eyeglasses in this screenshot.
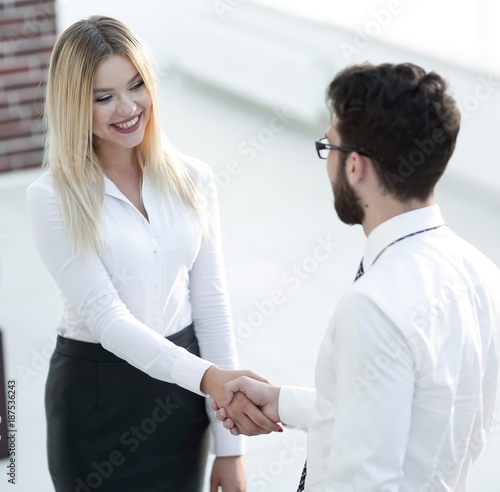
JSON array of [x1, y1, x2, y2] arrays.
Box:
[[315, 137, 383, 162]]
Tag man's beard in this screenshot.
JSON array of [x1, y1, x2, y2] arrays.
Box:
[[333, 154, 365, 225]]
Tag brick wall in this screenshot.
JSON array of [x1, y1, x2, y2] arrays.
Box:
[[0, 0, 56, 173]]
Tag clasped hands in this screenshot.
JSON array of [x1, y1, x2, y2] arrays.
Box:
[[201, 366, 282, 436]]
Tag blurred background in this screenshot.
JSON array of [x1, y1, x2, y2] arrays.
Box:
[[0, 0, 499, 490]]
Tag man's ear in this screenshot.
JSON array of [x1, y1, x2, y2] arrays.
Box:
[[345, 152, 370, 186]]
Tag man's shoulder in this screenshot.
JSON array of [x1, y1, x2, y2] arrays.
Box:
[[374, 225, 498, 285], [432, 227, 500, 288], [341, 228, 500, 331]]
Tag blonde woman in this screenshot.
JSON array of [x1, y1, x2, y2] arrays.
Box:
[[27, 16, 278, 492]]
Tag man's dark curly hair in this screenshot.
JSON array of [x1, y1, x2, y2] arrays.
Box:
[[327, 63, 461, 201]]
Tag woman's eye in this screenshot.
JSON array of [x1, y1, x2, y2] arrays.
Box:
[[93, 80, 144, 102], [95, 95, 112, 103], [131, 80, 144, 91]]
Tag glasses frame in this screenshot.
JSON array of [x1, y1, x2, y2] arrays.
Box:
[[315, 138, 383, 162]]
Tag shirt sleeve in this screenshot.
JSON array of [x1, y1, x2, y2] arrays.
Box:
[[324, 291, 415, 488], [278, 386, 317, 431], [187, 163, 245, 456], [26, 179, 213, 396]]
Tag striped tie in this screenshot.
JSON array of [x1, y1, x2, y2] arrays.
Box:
[[297, 461, 307, 492], [354, 258, 364, 282], [297, 258, 365, 491]]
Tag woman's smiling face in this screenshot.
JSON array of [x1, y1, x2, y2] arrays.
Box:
[[92, 54, 152, 154]]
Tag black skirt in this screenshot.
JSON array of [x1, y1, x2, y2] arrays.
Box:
[[45, 324, 209, 492]]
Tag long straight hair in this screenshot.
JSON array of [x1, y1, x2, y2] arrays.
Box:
[[44, 16, 208, 255]]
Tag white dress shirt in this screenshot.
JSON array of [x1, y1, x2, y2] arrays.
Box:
[[26, 156, 243, 456], [279, 205, 500, 491]]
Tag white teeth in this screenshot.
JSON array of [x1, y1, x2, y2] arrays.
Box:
[[113, 115, 139, 130]]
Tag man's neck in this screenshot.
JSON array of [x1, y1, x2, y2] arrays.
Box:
[[362, 195, 434, 236]]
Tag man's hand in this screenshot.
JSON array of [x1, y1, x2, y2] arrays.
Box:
[[201, 366, 281, 434], [213, 376, 282, 436]]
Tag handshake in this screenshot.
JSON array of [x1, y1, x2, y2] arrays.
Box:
[[200, 366, 284, 436]]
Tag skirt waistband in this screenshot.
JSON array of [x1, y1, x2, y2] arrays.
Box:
[[54, 323, 195, 363]]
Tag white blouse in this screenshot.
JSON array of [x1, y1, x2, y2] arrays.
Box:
[[26, 156, 243, 456]]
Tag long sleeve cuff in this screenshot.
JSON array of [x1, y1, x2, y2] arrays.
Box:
[[171, 350, 214, 396], [211, 420, 245, 456], [279, 385, 316, 431]]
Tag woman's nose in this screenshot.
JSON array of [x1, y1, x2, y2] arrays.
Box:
[[116, 95, 137, 117]]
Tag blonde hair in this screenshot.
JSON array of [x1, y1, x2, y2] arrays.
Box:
[[44, 16, 207, 255]]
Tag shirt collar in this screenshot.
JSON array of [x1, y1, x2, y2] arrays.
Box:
[[103, 167, 150, 201], [104, 175, 123, 200], [363, 204, 445, 272]]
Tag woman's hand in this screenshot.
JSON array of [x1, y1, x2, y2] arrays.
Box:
[[201, 366, 282, 434], [210, 456, 246, 492]]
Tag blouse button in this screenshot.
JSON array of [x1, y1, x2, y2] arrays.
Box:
[[154, 250, 161, 259]]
